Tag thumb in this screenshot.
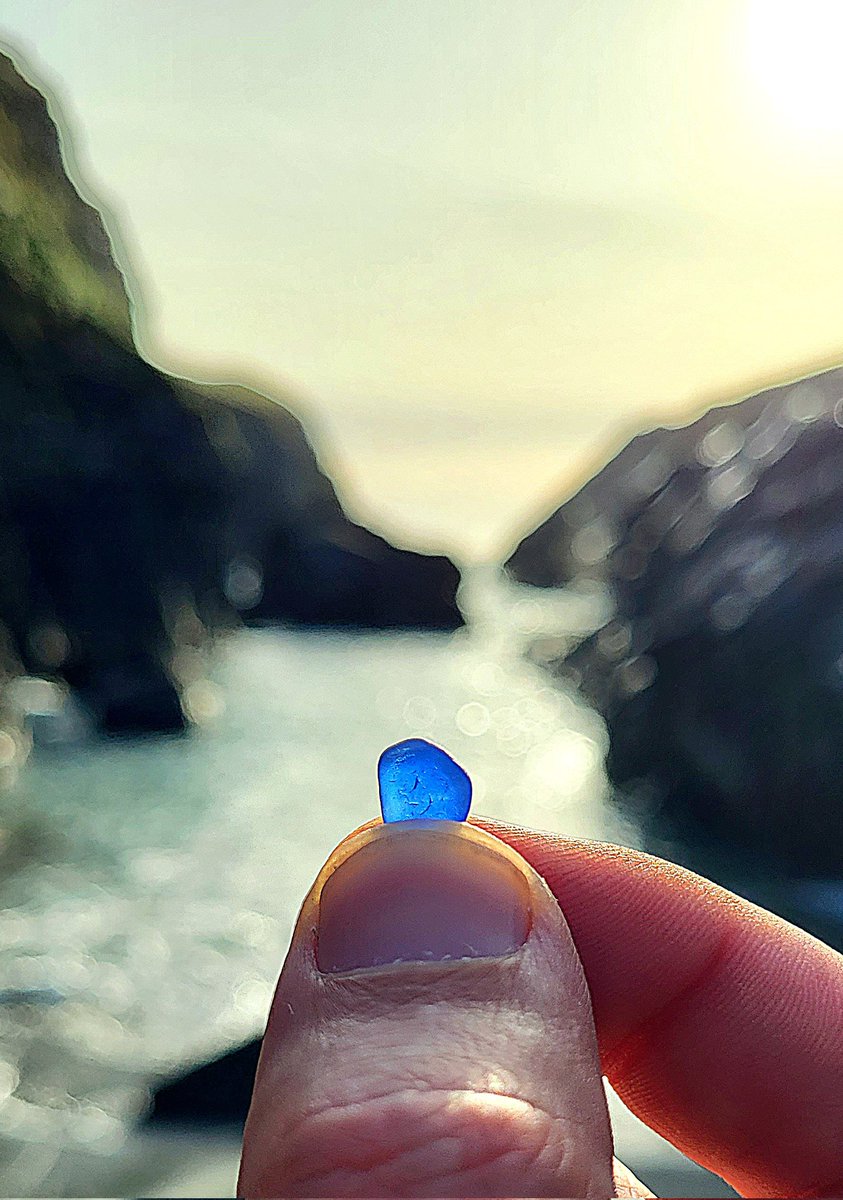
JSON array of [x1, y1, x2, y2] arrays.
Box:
[[238, 820, 615, 1198]]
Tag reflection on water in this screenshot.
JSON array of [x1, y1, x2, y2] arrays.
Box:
[[0, 566, 836, 1194], [0, 566, 625, 1191]]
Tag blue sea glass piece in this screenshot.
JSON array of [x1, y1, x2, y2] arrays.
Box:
[[378, 738, 472, 823]]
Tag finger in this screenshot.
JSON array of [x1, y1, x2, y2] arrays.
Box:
[[238, 820, 614, 1198], [613, 1157, 656, 1199], [478, 819, 843, 1198]]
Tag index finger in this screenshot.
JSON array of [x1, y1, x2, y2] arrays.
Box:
[[476, 819, 843, 1198]]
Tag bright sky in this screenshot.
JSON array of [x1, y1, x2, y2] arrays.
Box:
[[4, 1, 843, 558]]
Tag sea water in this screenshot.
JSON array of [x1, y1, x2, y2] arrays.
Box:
[[0, 562, 837, 1198], [0, 566, 636, 1187]]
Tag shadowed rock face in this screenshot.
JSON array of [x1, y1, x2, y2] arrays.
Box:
[[506, 370, 843, 869], [0, 50, 461, 735]]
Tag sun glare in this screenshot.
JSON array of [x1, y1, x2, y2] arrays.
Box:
[[744, 0, 843, 143]]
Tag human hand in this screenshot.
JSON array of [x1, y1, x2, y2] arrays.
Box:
[[238, 817, 843, 1197]]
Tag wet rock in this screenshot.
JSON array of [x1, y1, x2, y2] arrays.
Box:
[[147, 1039, 259, 1126], [507, 370, 843, 869], [0, 50, 461, 736]]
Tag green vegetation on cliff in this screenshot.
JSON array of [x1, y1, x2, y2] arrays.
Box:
[[0, 51, 131, 343]]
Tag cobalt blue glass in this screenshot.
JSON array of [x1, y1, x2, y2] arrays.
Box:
[[378, 738, 472, 823]]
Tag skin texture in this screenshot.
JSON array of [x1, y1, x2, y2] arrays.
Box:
[[239, 817, 843, 1198], [479, 819, 843, 1199]]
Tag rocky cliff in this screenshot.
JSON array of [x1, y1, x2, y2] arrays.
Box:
[[507, 369, 843, 869], [0, 49, 461, 735]]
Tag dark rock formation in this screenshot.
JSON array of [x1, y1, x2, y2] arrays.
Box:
[[0, 49, 461, 735], [147, 1038, 260, 1127], [506, 368, 843, 870]]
